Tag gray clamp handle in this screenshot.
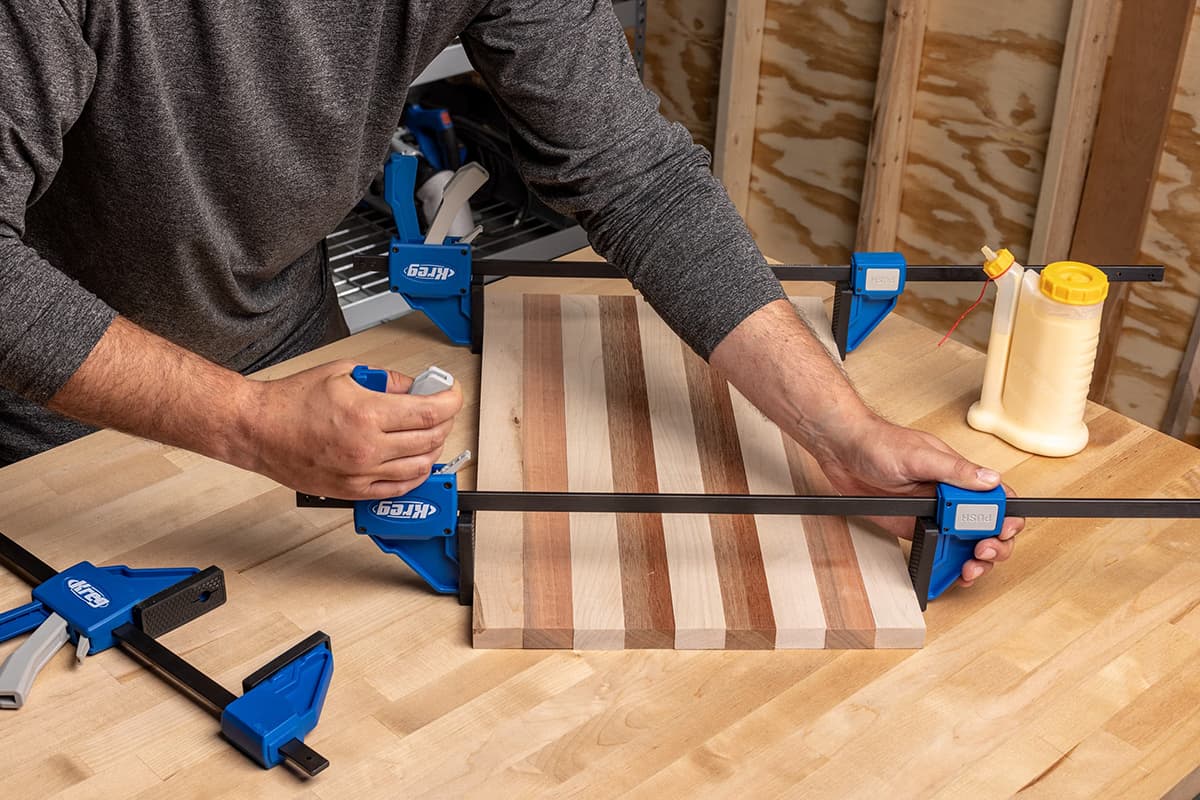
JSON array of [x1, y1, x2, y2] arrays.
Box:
[[409, 366, 454, 396], [0, 612, 69, 709], [424, 163, 489, 246]]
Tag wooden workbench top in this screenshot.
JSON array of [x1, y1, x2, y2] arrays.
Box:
[[3, 259, 1200, 798]]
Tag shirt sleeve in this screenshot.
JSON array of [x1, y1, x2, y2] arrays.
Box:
[[460, 0, 785, 359], [0, 2, 115, 403]]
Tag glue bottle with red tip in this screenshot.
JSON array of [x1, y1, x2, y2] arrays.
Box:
[[966, 245, 1109, 457]]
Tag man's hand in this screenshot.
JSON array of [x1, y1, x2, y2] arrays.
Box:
[[816, 415, 1022, 588], [48, 317, 461, 501], [710, 299, 1021, 591], [236, 361, 462, 500]]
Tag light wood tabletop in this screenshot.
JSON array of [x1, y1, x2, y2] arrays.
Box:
[[2, 252, 1200, 799]]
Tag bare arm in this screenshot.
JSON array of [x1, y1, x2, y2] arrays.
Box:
[[48, 316, 462, 500], [710, 300, 1023, 586]]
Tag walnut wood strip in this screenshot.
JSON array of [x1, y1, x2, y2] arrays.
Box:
[[598, 296, 676, 649], [561, 295, 625, 649], [681, 346, 776, 649], [635, 302, 726, 649], [472, 292, 527, 647], [781, 437, 876, 649], [521, 295, 573, 648]]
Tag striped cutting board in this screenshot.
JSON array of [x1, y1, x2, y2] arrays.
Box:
[[472, 292, 925, 650]]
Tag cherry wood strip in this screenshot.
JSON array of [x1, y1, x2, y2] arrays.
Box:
[[681, 346, 776, 649], [635, 302, 727, 649], [782, 436, 876, 648], [560, 295, 625, 649], [598, 296, 676, 648], [520, 294, 573, 648], [726, 383, 827, 648], [472, 292, 527, 647]]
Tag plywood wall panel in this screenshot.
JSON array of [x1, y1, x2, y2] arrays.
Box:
[[643, 0, 727, 152], [892, 0, 1072, 351], [745, 0, 886, 265]]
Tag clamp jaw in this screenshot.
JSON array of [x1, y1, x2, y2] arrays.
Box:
[[909, 484, 1007, 610], [221, 632, 334, 773], [830, 251, 908, 359], [383, 153, 485, 345], [0, 563, 224, 708]]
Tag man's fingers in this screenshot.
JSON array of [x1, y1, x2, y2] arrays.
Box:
[[974, 536, 1014, 563], [959, 559, 993, 585], [376, 389, 463, 431], [374, 452, 439, 486], [381, 419, 454, 461]]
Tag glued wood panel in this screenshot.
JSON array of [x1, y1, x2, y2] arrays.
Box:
[[473, 292, 925, 649]]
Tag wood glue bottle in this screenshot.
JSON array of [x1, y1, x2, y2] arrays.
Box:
[[966, 246, 1109, 457]]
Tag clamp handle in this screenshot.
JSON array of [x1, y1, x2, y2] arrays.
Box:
[[384, 153, 423, 244], [0, 612, 69, 709], [0, 600, 50, 644]]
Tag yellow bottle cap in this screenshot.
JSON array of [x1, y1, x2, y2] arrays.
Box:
[[1039, 261, 1109, 305], [981, 247, 1015, 279]]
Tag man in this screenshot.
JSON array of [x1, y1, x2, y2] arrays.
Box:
[[1, 1, 1018, 588]]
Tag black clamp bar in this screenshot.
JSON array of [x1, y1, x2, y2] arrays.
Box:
[[463, 259, 1164, 353]]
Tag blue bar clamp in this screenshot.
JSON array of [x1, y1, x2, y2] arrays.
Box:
[[911, 483, 1007, 610], [830, 251, 908, 359], [349, 366, 466, 601], [383, 154, 473, 345]]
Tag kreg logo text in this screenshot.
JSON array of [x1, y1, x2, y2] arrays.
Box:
[[405, 264, 455, 281], [372, 500, 438, 520], [67, 578, 111, 609]]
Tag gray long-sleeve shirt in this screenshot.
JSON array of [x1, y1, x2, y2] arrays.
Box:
[[0, 0, 784, 464]]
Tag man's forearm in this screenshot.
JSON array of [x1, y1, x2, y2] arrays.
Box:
[[709, 299, 880, 466], [47, 315, 256, 466]]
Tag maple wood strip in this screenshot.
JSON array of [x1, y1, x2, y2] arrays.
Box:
[[560, 295, 625, 650], [472, 292, 527, 648], [726, 382, 827, 649], [598, 296, 676, 649], [781, 437, 876, 649], [521, 294, 573, 649], [846, 523, 925, 648], [635, 301, 726, 649], [681, 346, 776, 649]]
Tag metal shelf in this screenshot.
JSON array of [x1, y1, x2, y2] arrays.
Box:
[[344, 0, 642, 332]]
